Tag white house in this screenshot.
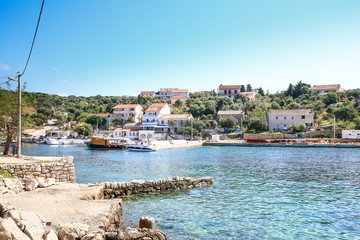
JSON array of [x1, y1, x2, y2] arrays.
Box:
[[309, 84, 344, 96], [140, 91, 155, 98], [142, 103, 171, 127], [342, 130, 360, 139], [111, 104, 143, 123], [157, 114, 193, 133], [156, 88, 189, 99], [113, 128, 139, 140], [267, 109, 314, 130], [218, 85, 241, 100]]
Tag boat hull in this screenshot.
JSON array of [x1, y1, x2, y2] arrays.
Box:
[[85, 142, 126, 149]]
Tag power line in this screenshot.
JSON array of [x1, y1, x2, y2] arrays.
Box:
[[22, 0, 45, 76]]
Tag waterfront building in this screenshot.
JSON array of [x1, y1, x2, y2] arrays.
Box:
[[110, 104, 143, 123], [157, 114, 193, 133], [267, 109, 314, 130], [140, 91, 155, 98], [218, 85, 241, 100], [142, 103, 171, 127], [156, 88, 189, 99], [342, 130, 360, 139], [309, 84, 343, 95], [217, 110, 244, 125], [113, 128, 139, 140]]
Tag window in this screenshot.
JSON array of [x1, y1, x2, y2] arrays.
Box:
[[234, 90, 237, 94], [292, 116, 294, 120], [284, 116, 287, 120], [302, 115, 306, 119], [276, 116, 278, 120], [224, 90, 227, 94]]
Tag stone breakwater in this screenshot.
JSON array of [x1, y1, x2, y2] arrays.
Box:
[[0, 156, 75, 183], [103, 176, 214, 199]]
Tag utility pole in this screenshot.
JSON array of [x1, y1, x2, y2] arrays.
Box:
[[8, 72, 22, 158], [333, 115, 336, 139], [17, 74, 21, 158], [191, 119, 193, 141]]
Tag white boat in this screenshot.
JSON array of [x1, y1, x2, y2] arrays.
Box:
[[127, 144, 155, 152], [46, 138, 58, 145], [58, 138, 74, 145]]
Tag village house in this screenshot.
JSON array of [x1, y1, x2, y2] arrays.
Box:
[[156, 88, 189, 99], [217, 110, 244, 125], [88, 113, 112, 128], [309, 84, 344, 95], [156, 114, 193, 133], [218, 85, 241, 100], [142, 103, 171, 126], [110, 104, 143, 123], [170, 95, 188, 104], [240, 91, 256, 101], [342, 130, 360, 139], [113, 128, 139, 140], [267, 109, 314, 130], [140, 91, 155, 98]]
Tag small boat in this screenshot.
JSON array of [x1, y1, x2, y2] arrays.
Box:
[[46, 138, 58, 145], [127, 144, 155, 152], [85, 136, 129, 149]]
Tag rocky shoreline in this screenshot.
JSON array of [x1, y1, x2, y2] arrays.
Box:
[[0, 155, 214, 240]]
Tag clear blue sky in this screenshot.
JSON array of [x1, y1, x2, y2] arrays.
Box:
[[1, 0, 360, 97]]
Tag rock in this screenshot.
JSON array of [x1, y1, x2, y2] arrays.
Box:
[[139, 217, 155, 229], [57, 223, 90, 240], [8, 209, 46, 240], [25, 179, 39, 191], [3, 178, 23, 193], [0, 217, 31, 240], [45, 178, 56, 186], [44, 229, 58, 240], [37, 177, 48, 188], [0, 198, 16, 218]]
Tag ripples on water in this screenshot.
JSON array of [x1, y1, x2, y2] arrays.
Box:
[[20, 144, 360, 239]]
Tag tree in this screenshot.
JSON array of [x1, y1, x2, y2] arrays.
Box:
[[334, 105, 358, 121], [168, 120, 177, 133], [323, 92, 340, 106], [105, 102, 113, 113], [243, 117, 268, 132], [258, 87, 265, 96], [240, 85, 246, 92], [74, 122, 93, 136], [86, 115, 107, 128], [219, 116, 238, 129], [290, 123, 306, 132], [246, 84, 252, 92]]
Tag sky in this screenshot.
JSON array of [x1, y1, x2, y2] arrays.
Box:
[[1, 0, 360, 97]]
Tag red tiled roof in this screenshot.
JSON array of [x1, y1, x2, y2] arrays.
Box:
[[114, 128, 129, 131], [159, 114, 193, 119], [141, 91, 155, 94], [113, 104, 140, 108], [145, 109, 161, 112], [310, 84, 341, 91], [219, 85, 241, 90], [170, 96, 188, 99], [88, 113, 111, 118], [150, 103, 168, 107]]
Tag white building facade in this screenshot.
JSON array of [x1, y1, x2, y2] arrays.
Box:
[[111, 104, 143, 123], [267, 109, 314, 130]]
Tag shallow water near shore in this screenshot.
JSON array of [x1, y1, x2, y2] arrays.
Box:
[[16, 144, 360, 239]]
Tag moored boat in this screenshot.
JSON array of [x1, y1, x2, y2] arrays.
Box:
[[85, 136, 130, 149], [127, 144, 155, 152], [46, 138, 58, 145]]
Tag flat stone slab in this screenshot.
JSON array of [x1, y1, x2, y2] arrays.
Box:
[[1, 182, 121, 229]]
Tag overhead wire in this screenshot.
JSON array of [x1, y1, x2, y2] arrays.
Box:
[[21, 0, 46, 76]]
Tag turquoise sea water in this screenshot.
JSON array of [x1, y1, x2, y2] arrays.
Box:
[[17, 144, 360, 239]]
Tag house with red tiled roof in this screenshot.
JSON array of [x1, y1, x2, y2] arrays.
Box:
[[113, 128, 140, 140], [140, 91, 155, 97], [143, 103, 171, 126], [218, 84, 241, 100], [111, 104, 143, 123], [156, 88, 189, 99], [309, 84, 344, 95], [170, 95, 188, 103], [157, 114, 193, 133]]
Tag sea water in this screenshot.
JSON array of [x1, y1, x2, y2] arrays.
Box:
[[19, 144, 360, 239]]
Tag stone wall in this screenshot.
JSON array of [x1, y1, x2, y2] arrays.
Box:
[[103, 176, 214, 199], [0, 156, 75, 183]]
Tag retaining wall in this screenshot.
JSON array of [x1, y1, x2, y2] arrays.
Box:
[[0, 156, 75, 182], [103, 176, 213, 199]]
